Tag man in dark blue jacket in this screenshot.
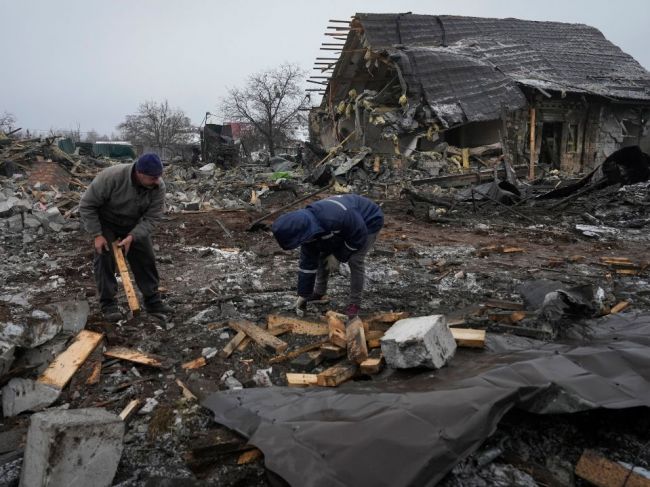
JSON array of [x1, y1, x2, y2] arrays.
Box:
[[272, 194, 384, 317]]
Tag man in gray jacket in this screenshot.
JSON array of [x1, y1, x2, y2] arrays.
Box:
[[79, 153, 172, 321]]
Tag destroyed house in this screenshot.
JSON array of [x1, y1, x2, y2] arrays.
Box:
[[309, 13, 650, 173]]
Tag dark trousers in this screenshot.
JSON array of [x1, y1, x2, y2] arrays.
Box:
[[94, 224, 161, 310]]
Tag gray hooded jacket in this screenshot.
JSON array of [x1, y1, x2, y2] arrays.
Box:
[[79, 162, 165, 241]]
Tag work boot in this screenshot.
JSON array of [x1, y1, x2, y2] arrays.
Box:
[[307, 294, 330, 303], [102, 305, 122, 322], [145, 301, 173, 315], [345, 303, 360, 318]]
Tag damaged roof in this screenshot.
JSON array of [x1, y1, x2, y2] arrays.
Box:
[[353, 13, 650, 126]]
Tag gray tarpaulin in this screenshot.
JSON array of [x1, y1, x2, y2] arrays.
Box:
[[203, 313, 650, 487]]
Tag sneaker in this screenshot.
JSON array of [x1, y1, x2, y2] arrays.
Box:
[[145, 302, 173, 315], [102, 305, 122, 322], [345, 303, 360, 318]]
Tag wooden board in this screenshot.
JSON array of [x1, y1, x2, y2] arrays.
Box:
[[104, 347, 169, 368], [575, 449, 650, 487], [38, 330, 104, 389], [119, 399, 142, 421], [111, 242, 140, 313], [267, 315, 328, 335], [182, 357, 207, 370], [237, 322, 292, 352], [450, 328, 486, 348], [286, 373, 319, 387], [610, 300, 630, 314], [320, 343, 346, 359], [317, 362, 357, 387], [220, 331, 247, 358], [360, 355, 384, 375], [365, 311, 409, 326], [228, 320, 288, 354], [290, 350, 324, 371], [346, 317, 368, 364], [269, 339, 327, 364], [326, 310, 347, 348], [366, 330, 384, 349]]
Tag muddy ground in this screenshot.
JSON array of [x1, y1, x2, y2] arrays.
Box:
[[1, 186, 649, 486]]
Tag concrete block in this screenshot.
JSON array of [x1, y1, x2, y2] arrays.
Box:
[[2, 378, 61, 417], [0, 339, 15, 376], [0, 310, 62, 348], [381, 315, 457, 369], [20, 408, 124, 487], [12, 335, 69, 375], [54, 300, 89, 333]]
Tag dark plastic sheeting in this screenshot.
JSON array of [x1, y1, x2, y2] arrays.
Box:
[[203, 313, 650, 487]]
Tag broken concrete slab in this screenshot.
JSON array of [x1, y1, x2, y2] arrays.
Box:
[[20, 408, 125, 487], [2, 378, 61, 417], [0, 310, 62, 348], [0, 339, 15, 377], [54, 300, 90, 333], [381, 315, 457, 369], [12, 335, 69, 375]]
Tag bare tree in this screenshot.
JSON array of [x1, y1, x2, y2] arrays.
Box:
[[0, 112, 16, 133], [220, 63, 308, 156], [118, 100, 194, 151]]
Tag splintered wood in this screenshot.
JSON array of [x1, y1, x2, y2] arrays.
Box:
[[104, 347, 168, 368], [575, 449, 650, 487], [38, 330, 104, 389], [119, 399, 143, 421], [228, 320, 288, 353], [111, 242, 140, 313], [182, 357, 207, 370], [267, 315, 328, 335], [317, 362, 357, 387]]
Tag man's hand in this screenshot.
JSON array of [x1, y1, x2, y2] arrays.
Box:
[[94, 235, 109, 254], [325, 255, 340, 274], [117, 234, 134, 255], [294, 296, 307, 317]]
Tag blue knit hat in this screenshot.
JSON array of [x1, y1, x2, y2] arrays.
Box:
[[136, 153, 163, 177]]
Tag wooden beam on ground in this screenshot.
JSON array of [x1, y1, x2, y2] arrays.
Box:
[[326, 310, 347, 348], [366, 330, 384, 349], [317, 361, 357, 387], [228, 320, 288, 354], [236, 322, 292, 353], [220, 331, 247, 358], [104, 347, 170, 368], [38, 330, 104, 389], [119, 399, 142, 421], [321, 343, 346, 359], [286, 373, 318, 387], [269, 339, 328, 364], [182, 357, 207, 370], [267, 315, 328, 335], [290, 350, 325, 371], [575, 449, 650, 487], [450, 328, 486, 348], [346, 317, 368, 364], [176, 379, 197, 401], [610, 300, 630, 314], [360, 354, 384, 375], [111, 242, 140, 313]]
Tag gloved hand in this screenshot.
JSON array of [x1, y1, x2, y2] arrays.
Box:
[[294, 296, 307, 316], [325, 255, 340, 274]]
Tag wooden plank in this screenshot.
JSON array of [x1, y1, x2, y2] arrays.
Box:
[[610, 300, 630, 314], [366, 330, 384, 349], [111, 242, 140, 313], [360, 354, 384, 375], [236, 322, 292, 353], [220, 331, 247, 358], [290, 350, 324, 371], [37, 330, 104, 389], [365, 311, 409, 325], [317, 361, 357, 387], [450, 328, 486, 348], [176, 379, 197, 401], [269, 339, 328, 364], [320, 343, 346, 359], [86, 360, 102, 385], [286, 373, 318, 387], [104, 347, 169, 368], [228, 320, 288, 354], [237, 448, 263, 464], [182, 357, 207, 370], [575, 449, 650, 487], [326, 310, 347, 348], [346, 317, 368, 364], [119, 399, 142, 421], [267, 315, 328, 335]]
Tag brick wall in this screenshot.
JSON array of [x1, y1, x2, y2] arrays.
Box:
[[27, 160, 71, 190]]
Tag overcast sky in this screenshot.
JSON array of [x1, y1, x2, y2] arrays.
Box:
[[2, 0, 648, 136]]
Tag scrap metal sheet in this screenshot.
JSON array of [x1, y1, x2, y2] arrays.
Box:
[[203, 313, 650, 487]]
